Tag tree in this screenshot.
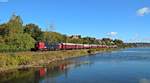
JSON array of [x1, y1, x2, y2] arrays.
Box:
[[101, 38, 114, 45], [67, 38, 83, 44], [113, 39, 124, 46], [24, 23, 43, 41], [0, 36, 5, 44], [0, 23, 9, 36], [7, 14, 23, 34], [82, 37, 97, 44], [6, 33, 35, 51], [43, 31, 65, 43]]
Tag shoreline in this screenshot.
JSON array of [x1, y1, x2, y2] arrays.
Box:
[[0, 48, 118, 73]]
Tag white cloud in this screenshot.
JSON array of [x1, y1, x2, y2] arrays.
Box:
[[137, 7, 150, 16], [107, 32, 118, 37]]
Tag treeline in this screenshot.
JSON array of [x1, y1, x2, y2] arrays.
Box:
[[126, 43, 150, 48], [0, 14, 125, 52]]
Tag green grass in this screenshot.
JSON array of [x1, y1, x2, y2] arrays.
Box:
[[0, 48, 117, 72]]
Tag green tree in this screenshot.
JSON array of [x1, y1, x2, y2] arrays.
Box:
[[113, 39, 124, 46], [6, 33, 35, 51], [7, 14, 23, 34], [24, 23, 43, 41], [82, 37, 97, 44], [101, 38, 114, 45], [67, 38, 83, 44], [43, 32, 65, 43], [0, 23, 9, 37]]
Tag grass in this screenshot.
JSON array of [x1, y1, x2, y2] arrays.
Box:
[[0, 48, 117, 72]]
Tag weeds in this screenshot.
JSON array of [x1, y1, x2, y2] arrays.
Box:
[[0, 48, 115, 72]]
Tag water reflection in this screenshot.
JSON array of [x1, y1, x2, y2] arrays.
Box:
[[34, 61, 93, 83], [0, 68, 35, 83]]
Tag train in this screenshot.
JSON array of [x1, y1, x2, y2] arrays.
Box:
[[32, 41, 117, 51]]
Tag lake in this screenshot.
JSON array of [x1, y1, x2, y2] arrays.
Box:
[[1, 48, 150, 83]]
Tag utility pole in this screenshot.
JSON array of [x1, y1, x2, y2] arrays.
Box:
[[45, 21, 56, 43], [46, 21, 55, 32], [46, 20, 56, 32]]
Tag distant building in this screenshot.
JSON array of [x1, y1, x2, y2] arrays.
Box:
[[69, 35, 81, 39]]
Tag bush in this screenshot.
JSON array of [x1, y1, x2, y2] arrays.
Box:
[[0, 33, 35, 52]]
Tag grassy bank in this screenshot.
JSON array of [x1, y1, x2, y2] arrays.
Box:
[[0, 48, 117, 72]]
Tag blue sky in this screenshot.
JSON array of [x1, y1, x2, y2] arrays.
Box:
[[0, 0, 150, 42]]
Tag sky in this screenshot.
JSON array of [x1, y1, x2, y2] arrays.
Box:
[[0, 0, 150, 43]]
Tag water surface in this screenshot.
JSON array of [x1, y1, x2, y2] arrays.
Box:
[[1, 48, 150, 83]]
